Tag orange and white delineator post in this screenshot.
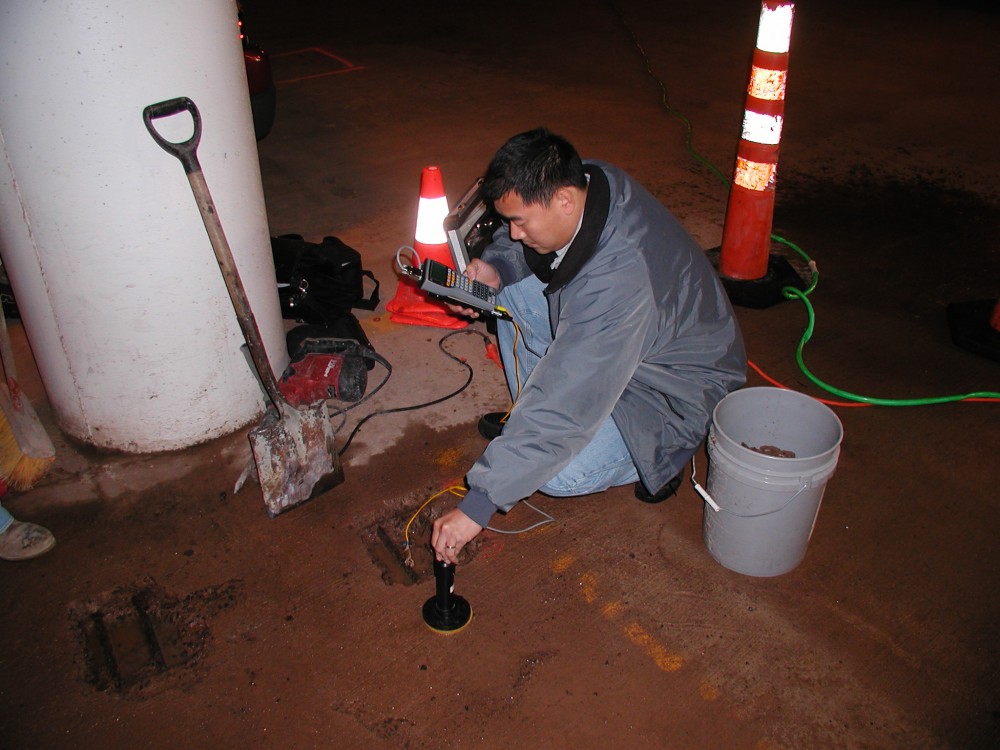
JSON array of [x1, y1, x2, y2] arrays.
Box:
[[387, 166, 467, 329], [719, 1, 795, 281]]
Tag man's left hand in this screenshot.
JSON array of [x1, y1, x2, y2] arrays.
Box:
[[431, 508, 483, 564]]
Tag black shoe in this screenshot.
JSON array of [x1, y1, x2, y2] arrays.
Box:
[[477, 412, 507, 440], [634, 474, 681, 504]]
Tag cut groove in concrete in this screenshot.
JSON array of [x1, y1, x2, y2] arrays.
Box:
[[70, 579, 243, 694], [363, 503, 481, 586]]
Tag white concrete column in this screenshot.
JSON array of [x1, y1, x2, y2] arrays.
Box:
[[0, 0, 286, 452]]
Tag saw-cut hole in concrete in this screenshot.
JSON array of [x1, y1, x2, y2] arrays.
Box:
[[70, 579, 242, 694], [364, 504, 481, 586]]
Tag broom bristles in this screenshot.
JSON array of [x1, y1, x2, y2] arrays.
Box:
[[0, 384, 56, 491]]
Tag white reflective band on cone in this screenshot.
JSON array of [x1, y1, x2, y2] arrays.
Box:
[[756, 4, 794, 54], [749, 66, 787, 100], [734, 157, 777, 191], [414, 196, 449, 244], [741, 110, 784, 145]]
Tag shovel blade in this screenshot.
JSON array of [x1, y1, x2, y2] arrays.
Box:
[[248, 401, 343, 517]]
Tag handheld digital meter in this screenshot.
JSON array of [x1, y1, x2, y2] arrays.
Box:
[[414, 259, 510, 320]]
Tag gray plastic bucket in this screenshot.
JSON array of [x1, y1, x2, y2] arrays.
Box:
[[702, 387, 843, 577]]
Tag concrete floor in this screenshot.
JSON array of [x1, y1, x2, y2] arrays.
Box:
[[2, 0, 999, 748]]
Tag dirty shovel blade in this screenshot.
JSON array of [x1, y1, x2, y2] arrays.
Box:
[[248, 401, 344, 518]]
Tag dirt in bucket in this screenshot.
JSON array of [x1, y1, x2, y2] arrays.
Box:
[[742, 443, 797, 458]]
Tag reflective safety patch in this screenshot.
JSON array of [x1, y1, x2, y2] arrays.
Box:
[[756, 3, 795, 54], [415, 195, 449, 244], [741, 110, 783, 145], [734, 157, 777, 191], [749, 65, 787, 101]]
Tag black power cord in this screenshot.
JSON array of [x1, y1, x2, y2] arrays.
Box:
[[335, 328, 494, 457]]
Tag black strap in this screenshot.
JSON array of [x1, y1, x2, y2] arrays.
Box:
[[356, 270, 380, 311]]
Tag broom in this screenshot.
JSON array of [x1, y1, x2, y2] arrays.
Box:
[[0, 306, 55, 490]]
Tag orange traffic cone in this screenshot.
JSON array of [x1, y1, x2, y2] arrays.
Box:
[[387, 166, 467, 329], [716, 1, 805, 309]]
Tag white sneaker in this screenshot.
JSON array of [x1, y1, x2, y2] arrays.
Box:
[[0, 520, 56, 561]]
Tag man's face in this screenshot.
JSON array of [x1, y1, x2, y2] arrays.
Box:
[[494, 189, 578, 255]]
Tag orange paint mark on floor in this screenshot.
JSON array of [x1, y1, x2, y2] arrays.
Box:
[[272, 47, 365, 85], [622, 622, 684, 672], [600, 601, 623, 619], [698, 681, 720, 701], [550, 553, 575, 574], [433, 447, 465, 469], [579, 572, 599, 603]]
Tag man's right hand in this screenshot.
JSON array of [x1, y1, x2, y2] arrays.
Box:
[[444, 259, 501, 318]]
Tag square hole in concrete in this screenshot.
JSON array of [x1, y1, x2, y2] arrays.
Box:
[[69, 578, 242, 694], [362, 497, 482, 586]]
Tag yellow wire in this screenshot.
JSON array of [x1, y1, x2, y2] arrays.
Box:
[[498, 317, 523, 425]]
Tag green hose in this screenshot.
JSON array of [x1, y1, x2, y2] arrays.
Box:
[[782, 284, 1000, 405]]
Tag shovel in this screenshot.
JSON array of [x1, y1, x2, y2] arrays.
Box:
[[142, 97, 343, 517]]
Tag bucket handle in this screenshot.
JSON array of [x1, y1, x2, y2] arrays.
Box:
[[691, 454, 810, 518]]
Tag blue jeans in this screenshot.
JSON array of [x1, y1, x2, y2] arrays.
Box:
[[496, 275, 638, 497], [0, 503, 13, 534]]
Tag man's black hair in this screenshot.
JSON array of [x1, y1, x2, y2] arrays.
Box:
[[482, 128, 587, 207]]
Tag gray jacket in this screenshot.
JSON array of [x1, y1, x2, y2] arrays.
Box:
[[458, 161, 746, 527]]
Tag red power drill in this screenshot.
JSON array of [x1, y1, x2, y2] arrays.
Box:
[[278, 338, 373, 405]]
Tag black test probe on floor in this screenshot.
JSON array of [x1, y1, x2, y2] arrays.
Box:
[[422, 559, 473, 635]]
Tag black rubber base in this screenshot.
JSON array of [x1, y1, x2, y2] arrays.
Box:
[[947, 299, 1000, 363], [423, 594, 473, 634], [707, 251, 808, 310]]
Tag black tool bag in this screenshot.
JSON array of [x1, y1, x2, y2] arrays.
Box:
[[286, 318, 377, 370], [271, 234, 380, 324]]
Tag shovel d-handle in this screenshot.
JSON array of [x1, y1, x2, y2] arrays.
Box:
[[142, 95, 287, 413], [142, 97, 203, 175]]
